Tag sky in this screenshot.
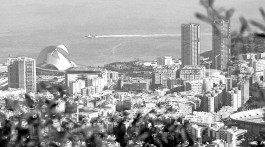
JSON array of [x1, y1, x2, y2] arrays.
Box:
[[0, 0, 263, 65], [0, 0, 262, 34]]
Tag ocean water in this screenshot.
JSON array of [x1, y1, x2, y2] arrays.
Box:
[[0, 0, 262, 66], [0, 32, 212, 66]]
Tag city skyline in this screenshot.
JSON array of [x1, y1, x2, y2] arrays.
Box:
[[0, 1, 265, 146]]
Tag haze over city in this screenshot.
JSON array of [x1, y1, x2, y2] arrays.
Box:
[[0, 0, 262, 66]]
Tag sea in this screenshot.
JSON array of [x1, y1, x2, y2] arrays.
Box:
[[0, 0, 262, 66]]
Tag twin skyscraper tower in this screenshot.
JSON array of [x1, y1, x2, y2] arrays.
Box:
[[181, 19, 231, 71]]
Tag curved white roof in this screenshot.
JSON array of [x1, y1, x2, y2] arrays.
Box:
[[230, 108, 265, 124], [36, 45, 76, 71], [56, 45, 69, 54]]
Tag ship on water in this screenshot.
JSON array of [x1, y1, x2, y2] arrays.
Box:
[[84, 34, 96, 39]]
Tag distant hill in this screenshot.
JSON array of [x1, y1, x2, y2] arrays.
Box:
[[200, 50, 212, 59]]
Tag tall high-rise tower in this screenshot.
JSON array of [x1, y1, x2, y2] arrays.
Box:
[[8, 57, 36, 93], [212, 19, 231, 70], [181, 23, 200, 67]]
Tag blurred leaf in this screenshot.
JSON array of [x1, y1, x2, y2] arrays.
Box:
[[209, 8, 223, 20], [217, 7, 226, 14], [5, 98, 15, 111], [195, 13, 212, 24], [149, 109, 156, 114], [55, 85, 66, 98], [259, 7, 265, 22], [225, 8, 235, 20], [132, 113, 141, 126], [239, 16, 250, 35], [65, 101, 77, 113], [47, 100, 59, 115], [231, 31, 239, 39], [200, 0, 215, 8], [250, 20, 265, 32], [200, 0, 208, 8], [25, 93, 35, 108], [255, 33, 265, 38], [208, 0, 215, 7], [138, 132, 149, 141]]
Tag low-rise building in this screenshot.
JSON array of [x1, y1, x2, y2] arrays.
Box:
[[69, 79, 86, 95], [202, 77, 225, 92], [152, 66, 178, 85], [0, 77, 8, 90], [184, 111, 221, 124], [0, 89, 26, 98], [226, 88, 242, 111], [238, 79, 249, 105], [207, 126, 247, 147], [188, 124, 206, 143], [116, 99, 132, 112], [81, 86, 98, 96], [185, 80, 203, 93], [201, 85, 226, 112], [180, 65, 206, 81], [206, 139, 229, 147], [154, 89, 168, 96], [167, 78, 183, 89], [0, 64, 7, 73], [178, 103, 193, 116], [253, 59, 265, 73], [65, 66, 108, 94], [107, 71, 119, 82], [36, 91, 54, 100], [118, 78, 151, 92], [157, 56, 173, 66]]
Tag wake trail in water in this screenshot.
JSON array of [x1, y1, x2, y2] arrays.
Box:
[[94, 33, 211, 38], [96, 34, 181, 38], [112, 42, 126, 55]]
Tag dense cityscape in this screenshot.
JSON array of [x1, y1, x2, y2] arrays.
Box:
[[1, 0, 265, 147]]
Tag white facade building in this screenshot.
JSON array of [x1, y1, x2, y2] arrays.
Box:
[[157, 56, 173, 66]]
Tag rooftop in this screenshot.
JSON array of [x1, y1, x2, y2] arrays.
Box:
[[8, 56, 35, 62], [182, 65, 206, 70], [66, 66, 104, 73]]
